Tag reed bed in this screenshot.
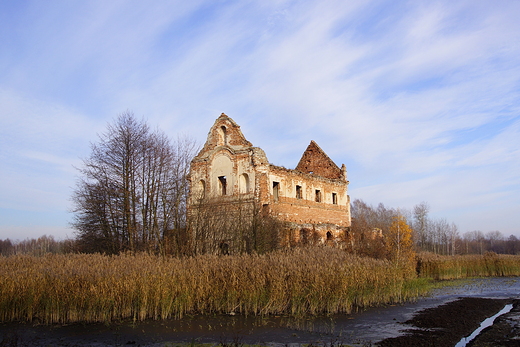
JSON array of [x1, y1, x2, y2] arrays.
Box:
[[0, 248, 427, 324], [417, 252, 520, 280]]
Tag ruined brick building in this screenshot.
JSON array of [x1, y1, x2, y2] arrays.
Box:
[[187, 113, 351, 254]]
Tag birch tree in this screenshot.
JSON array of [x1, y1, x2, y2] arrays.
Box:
[[386, 213, 415, 265]]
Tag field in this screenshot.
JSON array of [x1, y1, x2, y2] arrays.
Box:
[[1, 248, 520, 325]]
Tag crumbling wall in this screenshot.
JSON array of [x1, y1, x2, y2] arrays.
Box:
[[295, 140, 345, 180], [187, 113, 351, 253], [267, 165, 350, 226]]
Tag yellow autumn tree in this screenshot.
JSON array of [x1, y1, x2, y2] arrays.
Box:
[[386, 213, 415, 267]]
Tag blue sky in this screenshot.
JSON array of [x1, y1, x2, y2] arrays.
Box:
[[1, 0, 519, 240]]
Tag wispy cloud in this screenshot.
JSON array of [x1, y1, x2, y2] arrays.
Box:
[[1, 0, 519, 238]]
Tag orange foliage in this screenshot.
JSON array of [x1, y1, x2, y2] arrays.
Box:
[[386, 214, 415, 266]]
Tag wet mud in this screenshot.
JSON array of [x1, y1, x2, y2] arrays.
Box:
[[1, 277, 520, 346], [468, 299, 520, 347], [377, 297, 513, 346]]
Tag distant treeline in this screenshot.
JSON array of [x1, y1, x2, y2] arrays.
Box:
[[1, 227, 518, 257], [1, 199, 519, 257], [350, 199, 520, 257], [0, 236, 76, 256]]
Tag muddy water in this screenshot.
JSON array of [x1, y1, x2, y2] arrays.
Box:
[[2, 277, 520, 346]]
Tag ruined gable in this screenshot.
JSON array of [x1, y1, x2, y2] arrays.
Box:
[[190, 113, 268, 200], [295, 141, 344, 180], [196, 113, 252, 158]]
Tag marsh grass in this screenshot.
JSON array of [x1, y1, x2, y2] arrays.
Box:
[[417, 252, 520, 280], [0, 248, 426, 324]]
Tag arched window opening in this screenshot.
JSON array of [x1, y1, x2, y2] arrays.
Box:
[[217, 126, 228, 146], [240, 173, 250, 193], [221, 126, 228, 145], [326, 231, 333, 240], [198, 180, 206, 199]]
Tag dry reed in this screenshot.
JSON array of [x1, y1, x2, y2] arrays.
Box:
[[417, 252, 520, 280], [0, 248, 426, 324]]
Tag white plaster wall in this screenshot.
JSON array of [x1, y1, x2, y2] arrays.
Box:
[[211, 154, 234, 196], [268, 174, 284, 197]]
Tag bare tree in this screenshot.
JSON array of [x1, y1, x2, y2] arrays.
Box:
[[462, 230, 486, 254], [71, 112, 198, 254], [486, 230, 505, 253], [448, 222, 459, 256], [413, 202, 429, 250], [506, 235, 520, 254], [350, 199, 396, 258]]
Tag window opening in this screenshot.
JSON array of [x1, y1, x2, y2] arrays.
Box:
[[218, 176, 227, 195], [296, 185, 302, 199], [273, 181, 280, 202], [199, 180, 206, 199], [300, 229, 310, 245], [221, 126, 228, 145], [326, 231, 333, 240], [240, 173, 249, 193], [332, 192, 337, 205], [315, 189, 321, 202], [219, 241, 229, 255]]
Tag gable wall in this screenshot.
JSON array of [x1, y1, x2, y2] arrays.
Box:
[[295, 141, 344, 179]]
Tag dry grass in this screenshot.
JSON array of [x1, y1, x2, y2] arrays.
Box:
[[417, 252, 520, 280], [0, 248, 427, 324]]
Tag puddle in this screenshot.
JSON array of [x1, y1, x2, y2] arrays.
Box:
[[454, 303, 513, 347]]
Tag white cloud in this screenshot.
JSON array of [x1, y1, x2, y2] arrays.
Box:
[[0, 88, 98, 216], [0, 0, 519, 238]]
